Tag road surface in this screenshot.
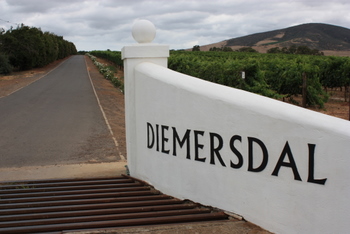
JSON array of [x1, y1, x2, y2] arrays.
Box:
[[0, 55, 119, 168]]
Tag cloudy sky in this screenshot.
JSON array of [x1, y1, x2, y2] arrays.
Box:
[[1, 0, 350, 51]]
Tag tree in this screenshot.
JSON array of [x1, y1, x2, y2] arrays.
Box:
[[267, 45, 324, 56], [236, 47, 258, 53], [209, 46, 233, 52], [288, 45, 297, 54], [0, 24, 77, 71], [192, 45, 200, 51], [281, 47, 289, 54], [222, 46, 233, 52], [296, 45, 312, 55], [267, 47, 281, 53], [0, 54, 12, 74]]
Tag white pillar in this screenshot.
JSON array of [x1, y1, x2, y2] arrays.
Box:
[[121, 20, 169, 174]]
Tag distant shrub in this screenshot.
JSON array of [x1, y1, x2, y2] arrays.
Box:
[[0, 54, 13, 74]]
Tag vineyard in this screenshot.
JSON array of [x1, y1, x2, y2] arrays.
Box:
[[89, 50, 350, 109], [89, 50, 123, 68]]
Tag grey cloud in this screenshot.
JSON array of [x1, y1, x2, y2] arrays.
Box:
[[1, 0, 350, 51], [5, 0, 80, 13]]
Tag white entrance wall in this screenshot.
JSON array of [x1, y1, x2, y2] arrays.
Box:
[[122, 20, 350, 234]]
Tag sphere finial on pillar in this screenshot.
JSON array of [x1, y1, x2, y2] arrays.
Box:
[[132, 20, 156, 43]]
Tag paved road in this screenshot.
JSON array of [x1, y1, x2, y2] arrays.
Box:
[[0, 55, 119, 168]]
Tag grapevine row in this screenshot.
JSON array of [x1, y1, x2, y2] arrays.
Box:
[[89, 50, 350, 108], [169, 51, 350, 108], [89, 50, 123, 68], [87, 53, 124, 93]]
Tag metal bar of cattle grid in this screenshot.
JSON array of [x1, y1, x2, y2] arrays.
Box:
[[0, 175, 229, 233]]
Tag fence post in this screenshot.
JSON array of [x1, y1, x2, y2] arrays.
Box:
[[121, 20, 169, 175]]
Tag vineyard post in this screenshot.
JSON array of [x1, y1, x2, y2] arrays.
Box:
[[302, 72, 307, 108], [238, 71, 245, 90]]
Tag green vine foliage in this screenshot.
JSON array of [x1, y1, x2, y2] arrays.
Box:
[[168, 51, 348, 108], [87, 50, 350, 109], [90, 50, 123, 68], [87, 53, 124, 93]]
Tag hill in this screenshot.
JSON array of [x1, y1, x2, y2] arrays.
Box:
[[199, 23, 350, 56]]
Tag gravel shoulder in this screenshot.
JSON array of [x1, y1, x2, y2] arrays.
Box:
[[84, 55, 127, 159], [0, 58, 67, 98]]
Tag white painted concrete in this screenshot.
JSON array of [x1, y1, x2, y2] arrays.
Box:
[[122, 20, 350, 234], [132, 19, 156, 43], [121, 23, 169, 179]]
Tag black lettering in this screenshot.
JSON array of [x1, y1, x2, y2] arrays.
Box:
[[156, 124, 159, 152], [209, 133, 226, 167], [161, 125, 170, 154], [307, 144, 327, 185], [230, 135, 243, 169], [172, 127, 191, 158], [147, 122, 154, 149], [194, 130, 206, 162], [248, 137, 268, 172], [272, 141, 302, 181]]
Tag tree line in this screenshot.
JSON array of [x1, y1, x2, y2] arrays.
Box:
[[193, 44, 323, 55], [267, 45, 324, 55], [0, 24, 77, 74]]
